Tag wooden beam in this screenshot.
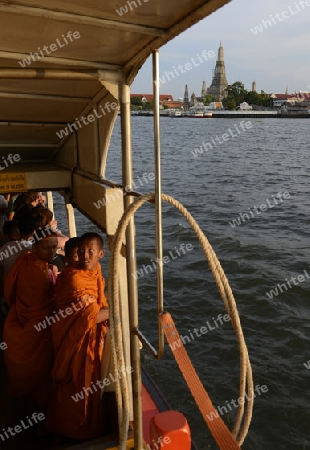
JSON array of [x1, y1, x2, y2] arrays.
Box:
[[0, 91, 92, 102], [0, 121, 67, 127], [0, 50, 121, 71], [0, 69, 101, 80], [0, 3, 166, 36], [0, 144, 57, 148]]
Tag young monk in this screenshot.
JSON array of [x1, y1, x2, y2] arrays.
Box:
[[3, 228, 58, 408], [64, 237, 80, 266], [47, 232, 109, 440]]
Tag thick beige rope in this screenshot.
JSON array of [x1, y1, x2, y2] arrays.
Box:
[[108, 192, 253, 447]]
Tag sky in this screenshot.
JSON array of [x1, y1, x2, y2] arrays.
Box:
[[131, 0, 310, 99]]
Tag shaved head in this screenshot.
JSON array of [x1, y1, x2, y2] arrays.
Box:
[[79, 232, 103, 249]]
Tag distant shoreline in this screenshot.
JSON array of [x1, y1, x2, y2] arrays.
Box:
[[130, 111, 310, 119]]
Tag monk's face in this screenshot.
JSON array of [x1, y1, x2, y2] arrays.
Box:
[[33, 236, 58, 262], [78, 239, 104, 271], [66, 247, 79, 266]]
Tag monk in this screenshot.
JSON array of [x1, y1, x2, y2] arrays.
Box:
[[46, 232, 109, 440], [3, 228, 58, 407], [64, 236, 80, 266]]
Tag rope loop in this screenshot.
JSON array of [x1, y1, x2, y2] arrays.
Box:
[[108, 192, 253, 447]]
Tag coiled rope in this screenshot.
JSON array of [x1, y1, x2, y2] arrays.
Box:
[[108, 192, 253, 449]]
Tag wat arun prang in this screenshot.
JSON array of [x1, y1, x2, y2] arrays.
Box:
[[184, 42, 228, 106]]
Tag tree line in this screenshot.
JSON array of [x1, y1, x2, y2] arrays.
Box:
[[130, 82, 271, 111], [221, 81, 271, 110]]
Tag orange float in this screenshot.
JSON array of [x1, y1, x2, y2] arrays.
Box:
[[149, 411, 191, 450]]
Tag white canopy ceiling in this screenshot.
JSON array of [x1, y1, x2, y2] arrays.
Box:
[[0, 0, 231, 162]]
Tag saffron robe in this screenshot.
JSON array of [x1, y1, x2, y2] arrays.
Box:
[[3, 252, 55, 405], [46, 264, 108, 439]]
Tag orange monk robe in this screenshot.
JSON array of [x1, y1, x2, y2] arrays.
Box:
[[3, 252, 55, 405], [46, 263, 108, 440]]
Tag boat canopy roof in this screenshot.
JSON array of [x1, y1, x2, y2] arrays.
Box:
[[0, 0, 231, 166]]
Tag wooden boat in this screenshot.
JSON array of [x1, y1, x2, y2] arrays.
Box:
[[0, 1, 254, 449]]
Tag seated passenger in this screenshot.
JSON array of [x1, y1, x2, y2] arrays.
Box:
[[0, 221, 22, 274], [3, 228, 58, 408], [37, 192, 46, 206], [2, 220, 20, 241], [13, 192, 40, 219], [46, 232, 109, 440], [1, 206, 41, 278], [33, 205, 68, 251], [6, 193, 19, 220], [0, 215, 37, 319], [0, 221, 20, 317], [49, 253, 66, 275]]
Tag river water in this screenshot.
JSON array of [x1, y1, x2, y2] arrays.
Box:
[[56, 116, 310, 450]]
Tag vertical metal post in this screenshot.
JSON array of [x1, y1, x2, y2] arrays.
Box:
[[65, 202, 77, 237], [46, 191, 54, 215], [153, 50, 164, 359], [120, 81, 143, 450]]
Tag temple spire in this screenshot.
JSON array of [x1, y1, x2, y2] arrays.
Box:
[[218, 41, 224, 61], [207, 42, 228, 101], [201, 80, 207, 99], [183, 84, 190, 109]]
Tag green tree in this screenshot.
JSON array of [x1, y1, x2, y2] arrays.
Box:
[[245, 91, 260, 105], [244, 90, 270, 107], [202, 94, 215, 106], [223, 81, 248, 109], [143, 98, 154, 111], [131, 96, 142, 106], [130, 96, 143, 110], [259, 90, 271, 107], [225, 97, 237, 110]]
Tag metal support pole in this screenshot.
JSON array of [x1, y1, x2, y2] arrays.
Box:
[[65, 203, 77, 238], [46, 191, 54, 215], [120, 82, 143, 450], [152, 50, 164, 359]]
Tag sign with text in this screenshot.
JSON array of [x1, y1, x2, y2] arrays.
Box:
[[0, 173, 27, 193]]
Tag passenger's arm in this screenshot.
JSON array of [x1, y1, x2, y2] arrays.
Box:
[[96, 308, 109, 324]]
